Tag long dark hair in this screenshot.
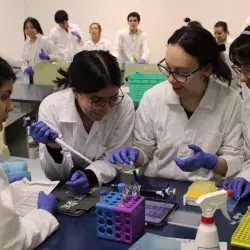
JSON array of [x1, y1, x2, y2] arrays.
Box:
[[168, 26, 232, 85], [54, 50, 122, 93], [229, 25, 250, 66], [23, 17, 43, 40]]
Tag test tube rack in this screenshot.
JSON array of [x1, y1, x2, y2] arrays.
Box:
[[231, 209, 250, 249], [96, 191, 145, 244]]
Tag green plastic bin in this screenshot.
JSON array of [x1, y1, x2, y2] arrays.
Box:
[[126, 72, 167, 107]]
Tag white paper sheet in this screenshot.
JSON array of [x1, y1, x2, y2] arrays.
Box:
[[10, 178, 59, 217]]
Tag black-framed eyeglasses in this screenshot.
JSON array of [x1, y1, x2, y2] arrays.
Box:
[[157, 58, 202, 83], [232, 65, 250, 79], [84, 88, 125, 110]]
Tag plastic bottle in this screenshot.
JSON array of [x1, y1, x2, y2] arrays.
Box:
[[195, 189, 233, 250]]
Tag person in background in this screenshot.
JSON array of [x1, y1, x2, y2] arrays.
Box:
[[214, 21, 234, 53], [21, 17, 63, 78], [112, 12, 150, 65], [49, 10, 84, 64], [83, 23, 111, 51], [224, 26, 250, 200], [0, 58, 58, 250], [29, 51, 134, 195], [110, 25, 243, 182]]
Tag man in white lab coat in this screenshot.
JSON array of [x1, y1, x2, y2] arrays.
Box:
[[49, 10, 84, 64], [0, 57, 59, 250], [112, 12, 150, 66]]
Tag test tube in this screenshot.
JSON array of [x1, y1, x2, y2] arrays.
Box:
[[118, 183, 126, 194], [122, 187, 128, 203], [99, 189, 107, 203], [132, 185, 138, 201]]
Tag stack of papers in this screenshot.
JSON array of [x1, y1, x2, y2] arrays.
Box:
[[10, 178, 59, 216]]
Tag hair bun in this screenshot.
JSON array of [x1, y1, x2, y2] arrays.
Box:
[[184, 17, 191, 23]]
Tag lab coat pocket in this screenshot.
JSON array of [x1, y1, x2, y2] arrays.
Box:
[[95, 145, 108, 160], [196, 130, 223, 154]]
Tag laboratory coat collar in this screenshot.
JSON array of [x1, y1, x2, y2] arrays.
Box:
[[89, 37, 105, 46], [58, 22, 74, 32], [58, 89, 79, 123], [165, 79, 216, 111]]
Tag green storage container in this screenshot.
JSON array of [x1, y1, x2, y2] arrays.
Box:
[[126, 72, 167, 106]]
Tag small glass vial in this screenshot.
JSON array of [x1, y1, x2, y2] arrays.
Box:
[[99, 189, 107, 203], [118, 183, 126, 194]]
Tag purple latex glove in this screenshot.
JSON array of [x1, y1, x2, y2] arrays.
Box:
[[66, 170, 89, 195], [109, 146, 139, 165], [71, 31, 81, 40], [223, 177, 250, 200], [139, 59, 147, 64], [39, 49, 50, 60], [174, 144, 218, 172], [30, 121, 58, 145], [25, 66, 34, 76], [9, 175, 25, 184], [37, 191, 57, 214]]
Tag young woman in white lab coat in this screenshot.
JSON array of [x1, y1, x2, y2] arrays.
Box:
[[83, 23, 111, 51], [112, 12, 150, 65], [21, 17, 63, 77], [214, 21, 234, 53], [223, 26, 250, 200], [0, 58, 58, 250], [30, 50, 135, 193], [110, 25, 244, 181]]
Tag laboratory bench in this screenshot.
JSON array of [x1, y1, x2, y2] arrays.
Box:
[[35, 173, 248, 250], [0, 155, 245, 250]]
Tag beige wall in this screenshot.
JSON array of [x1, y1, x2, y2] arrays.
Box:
[[1, 0, 249, 62]]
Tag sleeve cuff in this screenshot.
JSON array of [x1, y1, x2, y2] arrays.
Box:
[[220, 155, 243, 178]]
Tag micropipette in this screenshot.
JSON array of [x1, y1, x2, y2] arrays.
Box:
[[23, 117, 93, 164], [130, 161, 139, 183]]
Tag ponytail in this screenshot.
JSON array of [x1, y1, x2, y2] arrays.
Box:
[[54, 68, 69, 89], [212, 58, 232, 86]]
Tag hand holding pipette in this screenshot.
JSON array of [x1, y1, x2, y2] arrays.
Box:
[[24, 117, 93, 164]]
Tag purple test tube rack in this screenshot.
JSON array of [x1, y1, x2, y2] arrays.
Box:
[[96, 191, 145, 244]]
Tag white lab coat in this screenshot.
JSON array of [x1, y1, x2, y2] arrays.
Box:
[[225, 36, 235, 53], [49, 23, 84, 64], [236, 84, 250, 181], [21, 34, 64, 72], [38, 88, 135, 185], [0, 167, 58, 250], [83, 37, 111, 51], [133, 79, 244, 181], [112, 28, 150, 64]]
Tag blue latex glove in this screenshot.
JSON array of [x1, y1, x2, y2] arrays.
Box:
[[109, 146, 139, 165], [9, 175, 25, 184], [25, 67, 34, 76], [66, 170, 89, 195], [30, 121, 58, 145], [71, 31, 81, 40], [37, 191, 57, 214], [39, 49, 50, 60], [139, 59, 147, 64], [174, 144, 218, 172], [223, 177, 250, 200]]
